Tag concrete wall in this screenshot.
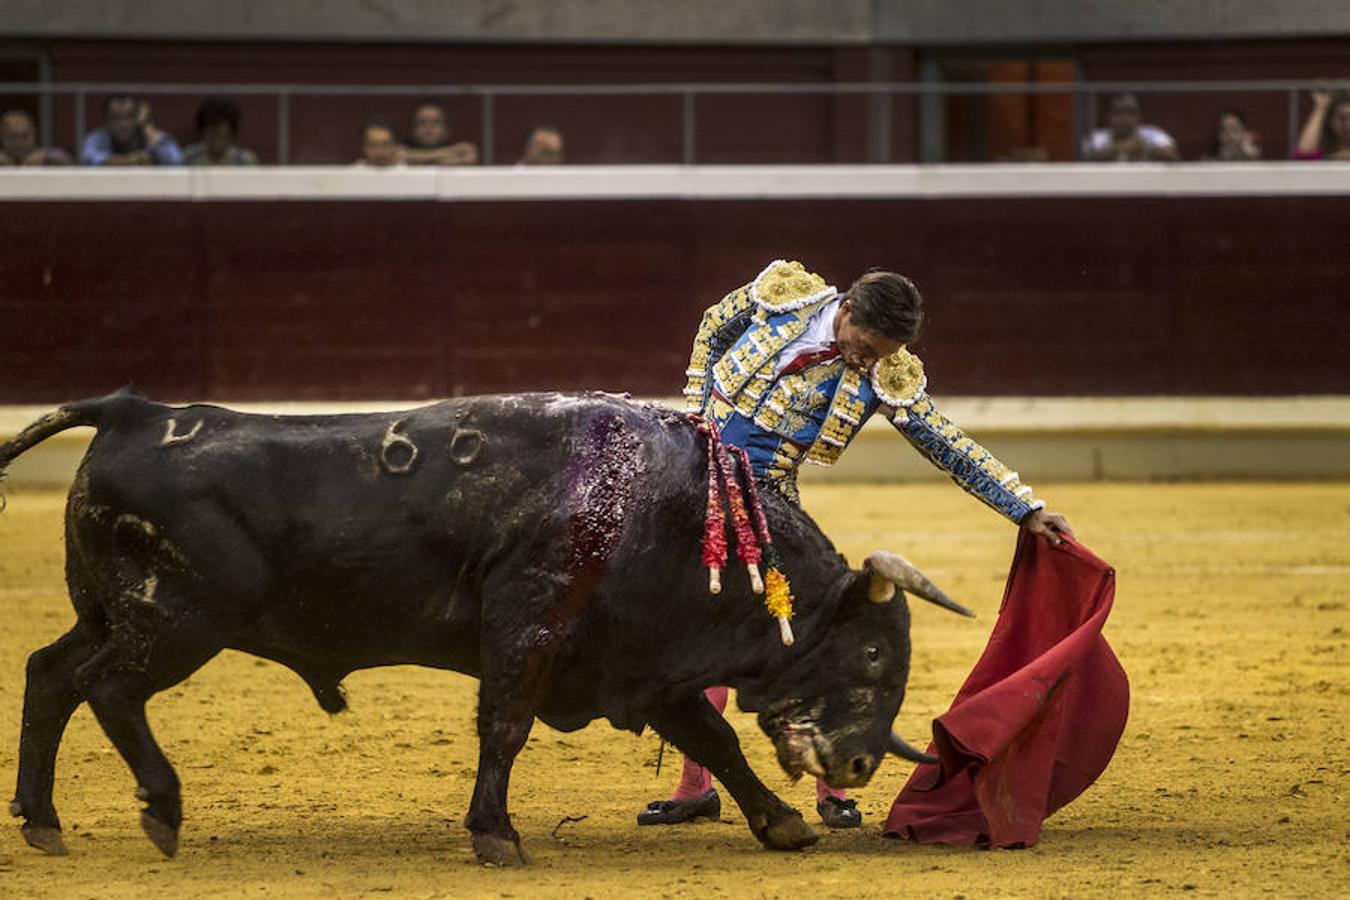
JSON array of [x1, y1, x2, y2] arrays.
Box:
[[6, 0, 1349, 44]]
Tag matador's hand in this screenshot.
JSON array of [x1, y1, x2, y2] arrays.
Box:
[[1022, 508, 1074, 546]]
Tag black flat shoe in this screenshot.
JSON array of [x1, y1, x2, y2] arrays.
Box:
[[817, 796, 862, 829], [636, 788, 721, 825]]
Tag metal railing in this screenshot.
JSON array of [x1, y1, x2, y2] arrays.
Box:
[[2, 79, 1346, 164]]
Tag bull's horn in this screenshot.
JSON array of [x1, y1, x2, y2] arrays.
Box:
[[889, 732, 938, 765], [864, 551, 975, 618]]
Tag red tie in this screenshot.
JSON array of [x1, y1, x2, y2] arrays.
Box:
[[779, 343, 840, 378]]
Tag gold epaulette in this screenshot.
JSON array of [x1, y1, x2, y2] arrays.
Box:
[[750, 259, 836, 314], [871, 348, 927, 408]]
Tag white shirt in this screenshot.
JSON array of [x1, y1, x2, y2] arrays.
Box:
[[1081, 125, 1176, 160], [771, 297, 841, 378]]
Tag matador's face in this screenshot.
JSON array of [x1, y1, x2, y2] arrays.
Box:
[[834, 300, 904, 372]]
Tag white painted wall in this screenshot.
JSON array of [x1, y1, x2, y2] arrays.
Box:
[[3, 163, 1349, 201]]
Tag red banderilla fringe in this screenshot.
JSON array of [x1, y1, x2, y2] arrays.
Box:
[[696, 419, 728, 593], [734, 446, 772, 551], [712, 437, 763, 593], [690, 416, 763, 595]]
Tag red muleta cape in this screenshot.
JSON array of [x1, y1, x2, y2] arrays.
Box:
[[884, 530, 1128, 848]]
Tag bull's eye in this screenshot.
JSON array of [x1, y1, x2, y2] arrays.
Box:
[[865, 645, 881, 663]]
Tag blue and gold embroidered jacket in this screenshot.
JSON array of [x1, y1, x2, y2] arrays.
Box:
[[682, 259, 1044, 522]]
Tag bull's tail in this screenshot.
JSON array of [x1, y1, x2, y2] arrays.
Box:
[[0, 390, 144, 503]]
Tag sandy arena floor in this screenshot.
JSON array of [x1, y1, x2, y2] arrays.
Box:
[[0, 482, 1346, 898]]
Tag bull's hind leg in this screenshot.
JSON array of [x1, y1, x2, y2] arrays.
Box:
[[647, 694, 818, 852], [11, 626, 99, 855], [72, 635, 219, 858]]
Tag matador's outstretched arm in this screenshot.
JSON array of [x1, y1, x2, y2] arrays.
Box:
[[887, 395, 1045, 524]]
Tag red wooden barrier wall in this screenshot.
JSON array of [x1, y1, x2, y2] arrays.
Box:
[[2, 195, 1345, 402]]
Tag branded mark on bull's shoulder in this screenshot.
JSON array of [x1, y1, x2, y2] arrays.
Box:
[[380, 420, 419, 474], [160, 418, 203, 447], [449, 428, 484, 466]]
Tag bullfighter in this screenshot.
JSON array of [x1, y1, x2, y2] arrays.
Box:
[[639, 259, 1073, 830]]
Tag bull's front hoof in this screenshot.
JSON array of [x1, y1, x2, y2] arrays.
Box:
[[139, 811, 179, 858], [21, 825, 69, 856], [472, 833, 531, 866], [760, 813, 819, 851]]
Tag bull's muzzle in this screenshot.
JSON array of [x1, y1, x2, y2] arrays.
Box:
[[772, 724, 825, 781], [864, 551, 975, 618], [771, 724, 883, 788]]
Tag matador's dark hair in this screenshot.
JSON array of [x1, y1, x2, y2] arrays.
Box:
[[845, 269, 924, 344]]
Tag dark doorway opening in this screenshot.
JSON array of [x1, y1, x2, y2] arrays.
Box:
[[938, 57, 1077, 162]]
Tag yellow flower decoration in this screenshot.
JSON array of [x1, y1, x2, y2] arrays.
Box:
[[764, 567, 794, 619]]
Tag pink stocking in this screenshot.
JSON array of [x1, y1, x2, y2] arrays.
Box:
[[816, 778, 848, 804], [670, 686, 730, 800]]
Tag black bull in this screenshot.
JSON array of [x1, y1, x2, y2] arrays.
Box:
[[0, 390, 971, 865]]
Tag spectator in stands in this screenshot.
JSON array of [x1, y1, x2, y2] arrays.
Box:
[[1204, 108, 1262, 161], [356, 120, 405, 167], [1294, 90, 1350, 160], [184, 98, 259, 166], [404, 100, 477, 165], [517, 125, 565, 165], [0, 110, 71, 165], [1081, 93, 1178, 162], [81, 95, 183, 166]]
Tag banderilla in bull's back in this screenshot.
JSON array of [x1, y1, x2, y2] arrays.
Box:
[[0, 389, 971, 866]]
